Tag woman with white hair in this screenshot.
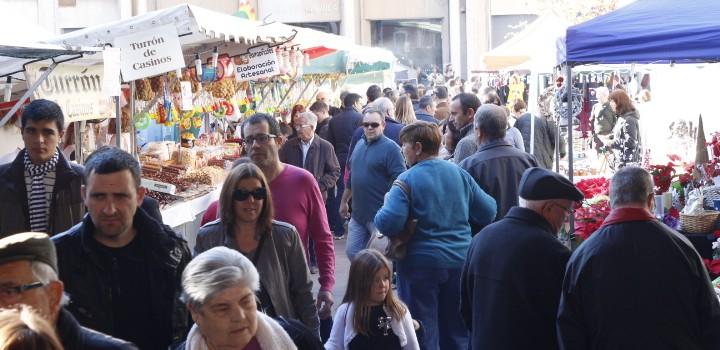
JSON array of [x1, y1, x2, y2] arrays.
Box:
[[178, 246, 298, 350], [590, 86, 616, 153]]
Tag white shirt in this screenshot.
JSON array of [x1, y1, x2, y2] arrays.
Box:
[[301, 135, 314, 167]]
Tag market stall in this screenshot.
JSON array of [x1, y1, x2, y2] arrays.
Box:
[[558, 0, 720, 288], [23, 4, 298, 238]]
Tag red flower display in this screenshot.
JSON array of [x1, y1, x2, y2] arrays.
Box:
[[647, 162, 676, 195], [575, 177, 610, 199], [574, 199, 611, 240]]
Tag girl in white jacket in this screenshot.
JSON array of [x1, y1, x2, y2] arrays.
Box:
[[325, 249, 420, 350]]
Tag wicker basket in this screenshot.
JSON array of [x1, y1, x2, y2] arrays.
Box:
[[681, 210, 720, 234]]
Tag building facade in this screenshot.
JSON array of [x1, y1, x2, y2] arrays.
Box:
[[2, 0, 540, 78]]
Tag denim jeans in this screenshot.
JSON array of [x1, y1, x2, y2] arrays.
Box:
[[326, 168, 346, 236], [396, 263, 469, 350], [346, 218, 377, 261]]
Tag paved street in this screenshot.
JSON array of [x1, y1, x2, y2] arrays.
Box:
[[312, 237, 350, 313]]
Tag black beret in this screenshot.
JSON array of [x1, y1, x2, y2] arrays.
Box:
[[0, 232, 57, 272], [519, 167, 584, 202]]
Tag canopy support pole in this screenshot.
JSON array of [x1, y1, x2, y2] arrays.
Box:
[[566, 63, 575, 243], [130, 81, 137, 158], [0, 62, 58, 128], [115, 96, 122, 148]]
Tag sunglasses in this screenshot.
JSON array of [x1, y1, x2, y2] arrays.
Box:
[[362, 122, 381, 129], [242, 134, 276, 146], [233, 188, 267, 201]]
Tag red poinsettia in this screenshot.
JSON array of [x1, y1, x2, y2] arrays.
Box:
[[703, 259, 720, 278], [647, 162, 676, 195], [574, 199, 611, 240], [575, 177, 610, 199]]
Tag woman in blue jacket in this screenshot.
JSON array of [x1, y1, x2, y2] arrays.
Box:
[[374, 122, 497, 350]]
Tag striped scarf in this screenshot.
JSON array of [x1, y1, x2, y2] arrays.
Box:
[[24, 151, 59, 233]]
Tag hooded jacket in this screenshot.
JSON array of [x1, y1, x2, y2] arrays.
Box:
[[610, 110, 641, 167]]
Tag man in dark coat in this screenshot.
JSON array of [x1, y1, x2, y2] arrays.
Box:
[[558, 166, 720, 350], [53, 148, 191, 350], [309, 100, 332, 141], [327, 93, 363, 238], [279, 111, 340, 200], [515, 112, 566, 170], [0, 232, 136, 349], [460, 104, 538, 221], [0, 99, 84, 237], [416, 96, 440, 124], [461, 167, 583, 350]]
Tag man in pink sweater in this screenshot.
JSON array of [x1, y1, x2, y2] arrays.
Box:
[[202, 114, 336, 324]]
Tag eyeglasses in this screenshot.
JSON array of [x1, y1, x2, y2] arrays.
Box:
[[553, 203, 574, 215], [362, 122, 381, 129], [233, 188, 267, 201], [242, 134, 276, 146], [0, 282, 44, 301], [294, 124, 313, 130]]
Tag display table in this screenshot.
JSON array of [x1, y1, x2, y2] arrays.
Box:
[[161, 187, 220, 250], [681, 232, 715, 260]]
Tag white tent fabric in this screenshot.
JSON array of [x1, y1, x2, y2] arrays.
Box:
[[482, 13, 568, 72], [0, 43, 102, 78]]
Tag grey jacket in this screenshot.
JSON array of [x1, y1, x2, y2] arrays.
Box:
[[454, 128, 525, 164], [194, 219, 319, 335]]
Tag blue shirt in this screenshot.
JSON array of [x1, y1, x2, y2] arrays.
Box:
[[374, 159, 496, 268], [347, 135, 406, 224]]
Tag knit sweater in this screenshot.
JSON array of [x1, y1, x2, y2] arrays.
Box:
[[374, 159, 496, 268]]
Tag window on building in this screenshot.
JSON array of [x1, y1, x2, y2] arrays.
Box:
[[371, 19, 442, 71], [287, 22, 340, 35]]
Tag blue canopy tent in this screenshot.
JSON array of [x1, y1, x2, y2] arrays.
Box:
[[557, 0, 720, 240], [562, 0, 720, 65]]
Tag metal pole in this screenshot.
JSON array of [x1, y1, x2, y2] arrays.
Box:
[[566, 63, 575, 237], [74, 121, 83, 165], [115, 96, 122, 148], [529, 74, 536, 155], [129, 81, 137, 158], [0, 62, 59, 128]]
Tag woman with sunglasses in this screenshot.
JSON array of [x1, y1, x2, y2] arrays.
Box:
[[194, 163, 320, 337]]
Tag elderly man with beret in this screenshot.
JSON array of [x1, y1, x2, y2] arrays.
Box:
[[0, 232, 136, 349], [461, 167, 583, 350]]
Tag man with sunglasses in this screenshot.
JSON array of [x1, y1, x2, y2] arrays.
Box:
[[0, 232, 136, 348], [52, 148, 191, 350], [461, 167, 583, 350], [241, 113, 336, 339], [340, 108, 406, 261]]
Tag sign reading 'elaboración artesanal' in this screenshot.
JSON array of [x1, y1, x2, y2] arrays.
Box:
[[235, 45, 280, 81], [114, 24, 185, 82]]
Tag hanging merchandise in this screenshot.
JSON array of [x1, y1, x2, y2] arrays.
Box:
[[134, 112, 150, 130]]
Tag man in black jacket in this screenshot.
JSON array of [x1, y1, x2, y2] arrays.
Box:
[[461, 168, 583, 350], [0, 232, 136, 349], [280, 111, 340, 201], [558, 166, 720, 349], [53, 148, 191, 350], [460, 104, 538, 221], [326, 93, 363, 238], [0, 99, 84, 237]]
